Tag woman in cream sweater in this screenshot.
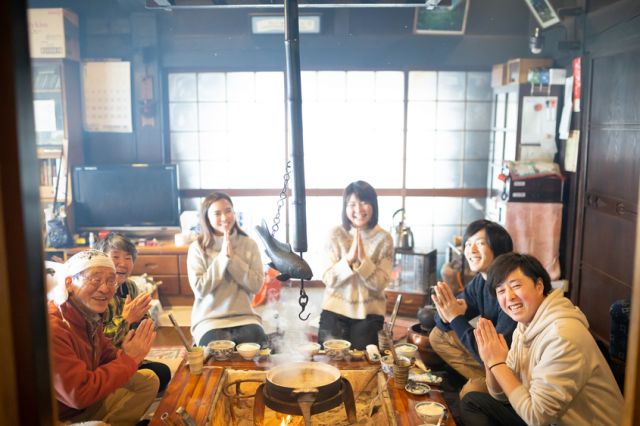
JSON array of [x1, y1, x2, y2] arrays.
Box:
[[188, 192, 267, 347], [318, 180, 394, 350]]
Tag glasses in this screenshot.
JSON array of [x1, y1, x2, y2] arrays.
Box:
[[81, 273, 118, 290]]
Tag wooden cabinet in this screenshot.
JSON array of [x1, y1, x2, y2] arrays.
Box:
[[130, 243, 191, 307], [384, 288, 428, 317]]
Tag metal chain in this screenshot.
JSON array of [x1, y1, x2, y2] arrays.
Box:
[[271, 159, 309, 321], [271, 160, 292, 237]]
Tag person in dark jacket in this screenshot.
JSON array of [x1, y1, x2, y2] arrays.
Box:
[[429, 219, 516, 398]]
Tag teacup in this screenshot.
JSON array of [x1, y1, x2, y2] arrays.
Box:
[[323, 339, 351, 360], [394, 343, 418, 360], [299, 342, 321, 359], [415, 401, 446, 423], [381, 354, 395, 376], [207, 340, 236, 360]]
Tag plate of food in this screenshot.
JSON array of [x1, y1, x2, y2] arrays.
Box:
[[409, 368, 443, 385], [405, 381, 431, 395]]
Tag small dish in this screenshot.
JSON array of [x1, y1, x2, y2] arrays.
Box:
[[350, 349, 365, 361], [258, 347, 272, 360], [405, 381, 431, 395], [409, 368, 443, 385]]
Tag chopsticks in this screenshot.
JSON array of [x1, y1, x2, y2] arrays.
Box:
[[168, 312, 193, 352], [387, 294, 402, 335]]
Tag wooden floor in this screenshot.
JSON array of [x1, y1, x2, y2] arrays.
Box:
[[154, 326, 193, 348]]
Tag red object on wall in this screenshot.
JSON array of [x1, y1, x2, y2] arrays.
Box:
[[572, 56, 581, 112]]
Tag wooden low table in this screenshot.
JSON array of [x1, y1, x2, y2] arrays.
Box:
[[150, 354, 455, 425]]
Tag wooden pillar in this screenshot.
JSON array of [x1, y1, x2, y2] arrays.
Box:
[[1, 0, 55, 424]]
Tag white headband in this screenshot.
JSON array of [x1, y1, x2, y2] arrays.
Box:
[[65, 249, 115, 278]]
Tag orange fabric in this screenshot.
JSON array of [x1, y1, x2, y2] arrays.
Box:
[[252, 268, 282, 307]]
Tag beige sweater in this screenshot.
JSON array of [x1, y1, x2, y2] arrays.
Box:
[[321, 224, 394, 319], [187, 231, 264, 345], [491, 289, 624, 426]]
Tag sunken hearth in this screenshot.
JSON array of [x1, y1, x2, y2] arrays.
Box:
[[209, 368, 395, 426]]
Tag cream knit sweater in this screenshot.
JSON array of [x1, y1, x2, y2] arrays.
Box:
[[321, 224, 394, 319], [187, 231, 264, 345]]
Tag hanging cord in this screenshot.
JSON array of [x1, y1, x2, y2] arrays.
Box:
[[271, 160, 291, 237]]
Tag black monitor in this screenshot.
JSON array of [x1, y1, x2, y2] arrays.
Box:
[[72, 164, 181, 235]]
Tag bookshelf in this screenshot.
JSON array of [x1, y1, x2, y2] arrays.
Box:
[[31, 59, 82, 204]]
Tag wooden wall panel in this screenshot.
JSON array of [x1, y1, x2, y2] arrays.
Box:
[[581, 209, 637, 286], [586, 129, 640, 206], [578, 264, 633, 343]]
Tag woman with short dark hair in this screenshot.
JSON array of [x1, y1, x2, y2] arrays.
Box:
[[318, 180, 394, 350], [96, 233, 171, 393]]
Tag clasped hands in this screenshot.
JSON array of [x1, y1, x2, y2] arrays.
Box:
[[122, 318, 156, 365], [430, 281, 467, 323], [122, 292, 152, 324], [346, 228, 365, 268], [474, 317, 509, 368], [220, 228, 234, 258]]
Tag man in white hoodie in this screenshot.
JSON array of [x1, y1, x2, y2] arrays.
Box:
[[460, 253, 623, 426]]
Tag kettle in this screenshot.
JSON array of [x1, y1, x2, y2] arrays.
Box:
[[392, 208, 415, 251], [399, 226, 414, 250]]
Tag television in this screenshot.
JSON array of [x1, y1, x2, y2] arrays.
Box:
[[72, 164, 181, 235]]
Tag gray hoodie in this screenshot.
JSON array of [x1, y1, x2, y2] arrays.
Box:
[[491, 288, 623, 426]]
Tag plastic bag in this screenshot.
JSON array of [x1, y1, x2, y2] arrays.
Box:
[[47, 216, 73, 248]]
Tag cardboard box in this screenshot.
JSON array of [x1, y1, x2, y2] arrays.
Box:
[[506, 58, 553, 84], [491, 63, 506, 87], [28, 8, 79, 60]]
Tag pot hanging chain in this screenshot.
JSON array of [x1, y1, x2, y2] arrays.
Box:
[[271, 160, 310, 321], [271, 160, 291, 237]]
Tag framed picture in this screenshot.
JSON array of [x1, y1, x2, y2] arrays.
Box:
[[413, 0, 470, 35], [523, 0, 561, 29]]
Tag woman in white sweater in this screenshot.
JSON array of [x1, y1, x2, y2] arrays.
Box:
[[188, 192, 267, 347], [318, 181, 394, 350]]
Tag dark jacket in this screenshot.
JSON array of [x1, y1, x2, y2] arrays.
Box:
[[434, 273, 517, 362]]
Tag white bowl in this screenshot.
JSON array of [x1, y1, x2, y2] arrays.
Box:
[[415, 401, 446, 423], [236, 342, 261, 360], [395, 343, 418, 360]]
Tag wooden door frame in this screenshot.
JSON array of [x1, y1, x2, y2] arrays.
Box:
[[571, 2, 640, 424], [0, 0, 55, 424]]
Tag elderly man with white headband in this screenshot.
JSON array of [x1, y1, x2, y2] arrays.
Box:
[[48, 250, 159, 426]]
